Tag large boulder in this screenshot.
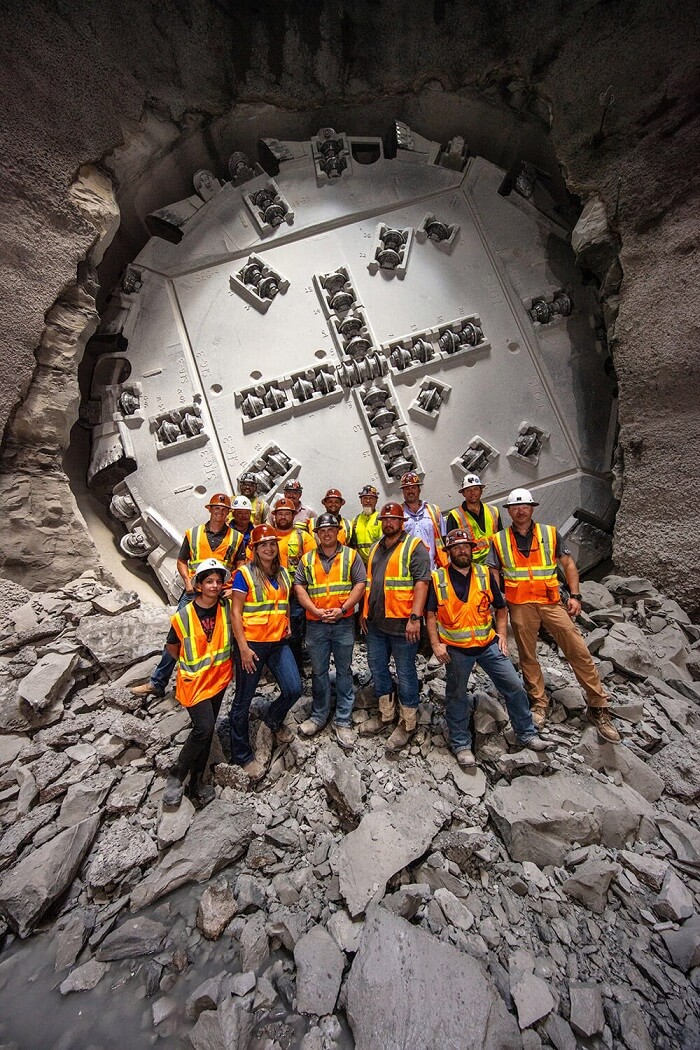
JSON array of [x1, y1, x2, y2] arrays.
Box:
[[294, 924, 345, 1015], [0, 814, 100, 936], [315, 744, 365, 827], [17, 651, 80, 713], [130, 800, 255, 910], [346, 907, 521, 1049], [337, 788, 451, 917], [599, 623, 661, 679], [486, 772, 653, 866], [75, 603, 171, 674]]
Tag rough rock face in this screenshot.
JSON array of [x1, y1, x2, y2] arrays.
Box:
[[346, 907, 521, 1049], [0, 2, 698, 614]]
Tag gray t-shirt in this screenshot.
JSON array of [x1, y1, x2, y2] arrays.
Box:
[[367, 534, 431, 636], [294, 544, 366, 589]]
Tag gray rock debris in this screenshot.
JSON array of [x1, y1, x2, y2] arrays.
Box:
[[578, 727, 665, 802], [157, 794, 196, 847], [196, 877, 238, 940], [562, 859, 621, 914], [569, 982, 605, 1038], [75, 603, 171, 673], [130, 800, 255, 910], [486, 771, 652, 867], [0, 813, 100, 937], [96, 916, 168, 961], [657, 814, 700, 867], [294, 924, 345, 1015], [338, 787, 451, 916], [648, 732, 700, 801], [59, 957, 109, 995], [346, 907, 520, 1049], [511, 971, 554, 1029], [17, 651, 81, 713], [188, 997, 254, 1050], [315, 744, 365, 826], [86, 817, 158, 891]]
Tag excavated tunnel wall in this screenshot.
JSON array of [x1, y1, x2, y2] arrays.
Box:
[[0, 0, 698, 614]]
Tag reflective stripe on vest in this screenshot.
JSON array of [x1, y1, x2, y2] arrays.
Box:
[[431, 565, 496, 648], [420, 503, 449, 568], [351, 512, 382, 563], [493, 524, 559, 604], [364, 535, 422, 619], [309, 517, 352, 547], [301, 546, 355, 619], [251, 497, 269, 526], [187, 524, 242, 575], [276, 527, 309, 572], [240, 564, 291, 642], [171, 600, 233, 707], [451, 503, 499, 563]]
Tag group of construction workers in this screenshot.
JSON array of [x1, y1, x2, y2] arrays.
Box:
[[132, 470, 620, 808]]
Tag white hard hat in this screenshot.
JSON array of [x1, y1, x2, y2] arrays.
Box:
[[231, 495, 252, 511], [504, 487, 539, 507], [192, 558, 231, 584], [460, 473, 483, 490]]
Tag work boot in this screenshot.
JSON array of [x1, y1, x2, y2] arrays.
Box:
[[455, 748, 476, 769], [241, 759, 266, 782], [358, 693, 396, 736], [530, 702, 548, 730], [188, 779, 215, 806], [163, 774, 184, 807], [386, 705, 417, 753], [515, 734, 552, 752], [299, 718, 323, 737], [130, 681, 164, 699], [334, 725, 355, 751], [272, 724, 295, 745], [587, 707, 621, 744]]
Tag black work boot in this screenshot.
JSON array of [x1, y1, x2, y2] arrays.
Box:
[[163, 774, 185, 807]]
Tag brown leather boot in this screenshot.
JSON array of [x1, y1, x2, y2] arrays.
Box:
[[530, 702, 548, 730], [386, 705, 418, 752], [587, 706, 621, 744], [358, 693, 396, 736]]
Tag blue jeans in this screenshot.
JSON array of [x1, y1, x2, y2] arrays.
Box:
[[366, 622, 420, 709], [288, 595, 306, 675], [305, 618, 356, 728], [151, 589, 194, 694], [229, 640, 302, 765], [444, 639, 537, 752]]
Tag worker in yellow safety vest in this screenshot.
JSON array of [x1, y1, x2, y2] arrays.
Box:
[[350, 484, 383, 565], [237, 471, 271, 526], [446, 473, 502, 564], [162, 558, 233, 808], [492, 488, 620, 743], [425, 529, 548, 770]]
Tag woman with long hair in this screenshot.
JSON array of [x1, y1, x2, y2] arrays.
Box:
[[229, 524, 302, 780], [162, 558, 233, 807]]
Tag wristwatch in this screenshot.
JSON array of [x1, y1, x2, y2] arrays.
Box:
[[569, 593, 582, 601], [409, 613, 421, 622]]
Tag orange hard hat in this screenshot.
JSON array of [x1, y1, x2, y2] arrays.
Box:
[[206, 492, 232, 510], [250, 524, 279, 546], [322, 488, 345, 506], [272, 498, 296, 515], [378, 502, 405, 521]]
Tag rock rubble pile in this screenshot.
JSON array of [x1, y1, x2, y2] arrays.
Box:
[[0, 571, 699, 1048]]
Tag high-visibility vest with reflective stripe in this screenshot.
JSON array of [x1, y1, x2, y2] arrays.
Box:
[[364, 534, 423, 619], [493, 524, 560, 605], [449, 503, 499, 563], [239, 564, 291, 642], [275, 528, 313, 572], [250, 497, 270, 526], [299, 545, 356, 620], [171, 600, 233, 707], [308, 516, 352, 547], [186, 524, 243, 575], [351, 512, 382, 564], [431, 565, 496, 648]]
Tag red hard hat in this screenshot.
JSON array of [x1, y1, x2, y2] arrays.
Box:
[[378, 502, 406, 521], [322, 488, 345, 505], [400, 471, 422, 488], [250, 524, 279, 546]]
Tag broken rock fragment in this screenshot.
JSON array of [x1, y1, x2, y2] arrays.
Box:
[[294, 924, 345, 1015], [346, 907, 520, 1049], [337, 787, 451, 916]]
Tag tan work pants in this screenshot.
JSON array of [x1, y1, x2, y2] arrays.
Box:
[[508, 601, 609, 709]]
